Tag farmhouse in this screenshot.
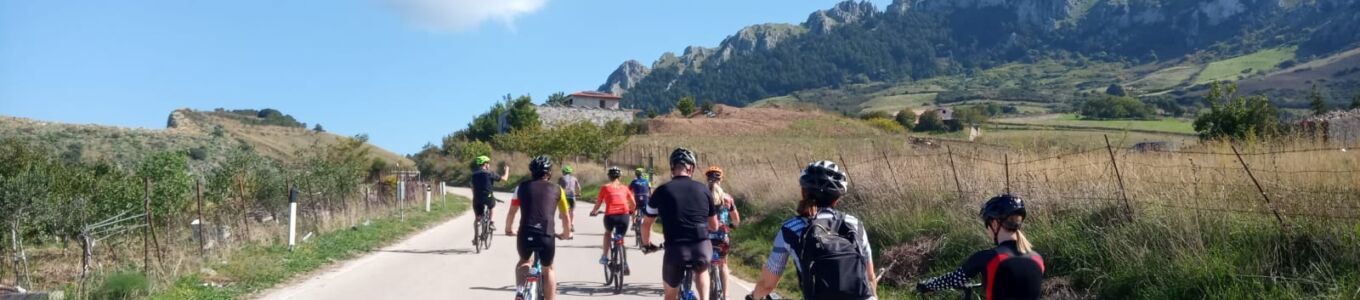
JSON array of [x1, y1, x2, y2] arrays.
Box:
[[535, 91, 637, 127], [565, 91, 624, 110]]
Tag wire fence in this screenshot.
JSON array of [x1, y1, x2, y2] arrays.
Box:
[[607, 137, 1360, 228]]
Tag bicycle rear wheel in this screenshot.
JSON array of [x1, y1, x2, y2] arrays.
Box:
[[473, 220, 483, 254], [710, 264, 725, 300], [611, 246, 624, 294], [482, 219, 493, 250]]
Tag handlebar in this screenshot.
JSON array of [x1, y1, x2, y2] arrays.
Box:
[[640, 243, 664, 254]]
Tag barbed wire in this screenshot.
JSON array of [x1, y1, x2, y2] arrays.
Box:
[[1153, 147, 1355, 156]]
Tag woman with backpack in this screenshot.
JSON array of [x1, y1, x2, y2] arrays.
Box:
[[916, 194, 1044, 300], [705, 166, 741, 299], [747, 161, 878, 300]]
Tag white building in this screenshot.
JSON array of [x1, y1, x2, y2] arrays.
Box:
[[565, 91, 624, 110]]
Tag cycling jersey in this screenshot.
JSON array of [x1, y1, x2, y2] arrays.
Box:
[[471, 169, 502, 203], [597, 183, 635, 216], [644, 176, 715, 244], [920, 241, 1044, 300], [629, 178, 651, 205], [764, 208, 873, 277], [515, 180, 569, 237], [710, 192, 736, 240], [558, 174, 580, 197]]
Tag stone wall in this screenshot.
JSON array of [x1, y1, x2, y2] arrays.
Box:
[[537, 106, 636, 127], [1303, 108, 1360, 146]]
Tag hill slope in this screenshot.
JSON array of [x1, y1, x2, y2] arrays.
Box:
[[0, 109, 412, 168], [601, 0, 1360, 111]]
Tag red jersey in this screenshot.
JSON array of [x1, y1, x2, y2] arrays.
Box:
[[597, 184, 635, 215]]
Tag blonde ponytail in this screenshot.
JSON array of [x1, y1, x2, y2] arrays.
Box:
[[710, 183, 725, 207], [1007, 215, 1033, 254]]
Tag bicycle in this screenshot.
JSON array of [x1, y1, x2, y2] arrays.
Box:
[[709, 231, 731, 300], [642, 243, 702, 300], [603, 231, 629, 294], [515, 252, 545, 300], [473, 209, 493, 254], [631, 209, 646, 247]]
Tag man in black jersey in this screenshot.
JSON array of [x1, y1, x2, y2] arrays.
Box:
[[642, 148, 720, 300], [509, 155, 573, 300], [470, 155, 509, 245]]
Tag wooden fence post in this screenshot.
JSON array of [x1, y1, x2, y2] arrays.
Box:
[[196, 180, 205, 258], [1004, 154, 1011, 195], [874, 141, 907, 199], [142, 178, 151, 273], [946, 146, 965, 201], [1104, 135, 1134, 216], [1230, 145, 1291, 232]]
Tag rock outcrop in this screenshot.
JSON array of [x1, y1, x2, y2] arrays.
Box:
[[806, 0, 878, 34], [598, 60, 651, 95]]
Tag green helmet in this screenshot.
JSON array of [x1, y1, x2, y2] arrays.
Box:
[[474, 156, 491, 166], [635, 167, 646, 176], [562, 165, 574, 174]]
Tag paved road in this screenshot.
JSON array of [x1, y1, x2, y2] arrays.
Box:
[[258, 187, 756, 300]]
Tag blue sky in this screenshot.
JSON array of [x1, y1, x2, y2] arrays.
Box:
[[0, 0, 890, 154]]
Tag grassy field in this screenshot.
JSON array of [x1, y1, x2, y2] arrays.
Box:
[[610, 133, 1360, 299], [1194, 46, 1298, 84], [994, 114, 1197, 135], [859, 93, 937, 114], [136, 195, 469, 299], [1130, 65, 1201, 93]]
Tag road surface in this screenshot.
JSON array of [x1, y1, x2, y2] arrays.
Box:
[[258, 187, 757, 300]]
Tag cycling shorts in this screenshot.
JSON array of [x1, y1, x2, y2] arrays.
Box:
[[662, 240, 712, 288], [516, 234, 557, 267], [473, 201, 495, 217], [603, 215, 630, 237]]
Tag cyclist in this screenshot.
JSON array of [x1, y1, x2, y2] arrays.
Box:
[[642, 147, 720, 300], [748, 161, 878, 300], [916, 195, 1044, 300], [588, 167, 636, 270], [471, 155, 509, 245], [511, 155, 574, 300], [705, 166, 741, 299], [630, 167, 652, 216], [559, 165, 582, 231]]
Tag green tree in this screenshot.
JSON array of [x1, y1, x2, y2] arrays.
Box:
[[1309, 84, 1328, 116], [1080, 96, 1157, 119], [859, 111, 893, 120], [953, 106, 991, 128], [1105, 84, 1128, 97], [545, 91, 570, 106], [1193, 82, 1282, 141], [676, 96, 697, 117], [700, 100, 715, 114], [894, 109, 917, 131], [137, 151, 193, 219], [915, 110, 947, 132], [313, 124, 325, 132], [505, 95, 540, 131]]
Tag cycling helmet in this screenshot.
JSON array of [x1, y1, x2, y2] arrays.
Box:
[[980, 194, 1026, 227], [670, 147, 697, 167], [474, 155, 491, 166], [562, 165, 574, 174], [635, 167, 646, 177], [529, 155, 553, 177], [705, 166, 724, 180], [799, 160, 849, 202], [608, 166, 623, 179]]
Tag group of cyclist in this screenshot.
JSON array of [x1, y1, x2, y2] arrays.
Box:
[[470, 147, 1045, 300]]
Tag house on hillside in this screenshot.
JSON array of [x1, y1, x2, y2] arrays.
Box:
[[565, 91, 624, 110], [532, 91, 637, 128]]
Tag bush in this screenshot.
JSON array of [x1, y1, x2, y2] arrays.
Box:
[[859, 110, 894, 120], [188, 146, 209, 161], [93, 271, 149, 300], [1080, 96, 1157, 119], [865, 118, 907, 134], [915, 110, 948, 132], [1194, 82, 1282, 141], [895, 109, 917, 131], [676, 96, 697, 117]]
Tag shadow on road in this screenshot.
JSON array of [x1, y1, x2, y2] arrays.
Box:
[[376, 248, 474, 255], [469, 282, 665, 297]]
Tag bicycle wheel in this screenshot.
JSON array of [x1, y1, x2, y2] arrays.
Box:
[[611, 246, 624, 294], [482, 219, 493, 250], [473, 220, 482, 254], [710, 264, 725, 300]]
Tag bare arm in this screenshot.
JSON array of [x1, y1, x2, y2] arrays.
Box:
[[499, 166, 510, 181], [642, 216, 656, 246], [730, 198, 741, 227], [866, 259, 878, 297], [750, 269, 781, 299], [708, 215, 720, 232], [504, 205, 519, 235]]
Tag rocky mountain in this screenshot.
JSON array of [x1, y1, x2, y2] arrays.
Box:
[[598, 60, 650, 96], [602, 0, 1360, 111]]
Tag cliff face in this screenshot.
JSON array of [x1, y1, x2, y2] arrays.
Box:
[[597, 60, 650, 96]]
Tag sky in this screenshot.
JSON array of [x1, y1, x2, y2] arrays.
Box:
[[0, 0, 891, 154]]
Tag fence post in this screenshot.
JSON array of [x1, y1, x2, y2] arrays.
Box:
[[1103, 135, 1134, 216], [196, 180, 205, 258], [874, 141, 907, 198], [1230, 145, 1291, 232], [946, 146, 965, 201], [836, 152, 862, 203], [288, 186, 298, 251], [1004, 154, 1011, 195], [399, 175, 406, 222], [1188, 158, 1205, 248], [142, 178, 152, 273], [425, 184, 432, 212]]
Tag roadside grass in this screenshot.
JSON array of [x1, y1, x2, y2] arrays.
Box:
[[1194, 46, 1297, 84], [136, 195, 469, 300], [975, 127, 1198, 150], [995, 114, 1197, 135]]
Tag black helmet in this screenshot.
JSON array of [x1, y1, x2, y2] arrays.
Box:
[[529, 155, 553, 177], [981, 194, 1026, 226], [607, 166, 622, 179], [799, 160, 849, 202], [670, 147, 697, 167]]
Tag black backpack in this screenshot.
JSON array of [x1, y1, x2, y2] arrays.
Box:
[[782, 212, 872, 300]]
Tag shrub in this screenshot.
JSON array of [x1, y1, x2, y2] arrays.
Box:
[[676, 96, 697, 117], [1194, 82, 1282, 141], [93, 271, 149, 300], [915, 110, 948, 132], [895, 109, 917, 131], [188, 146, 209, 161], [859, 110, 894, 120], [1080, 96, 1157, 119], [865, 118, 907, 134]]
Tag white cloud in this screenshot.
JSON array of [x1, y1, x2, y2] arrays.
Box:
[[383, 0, 549, 32]]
